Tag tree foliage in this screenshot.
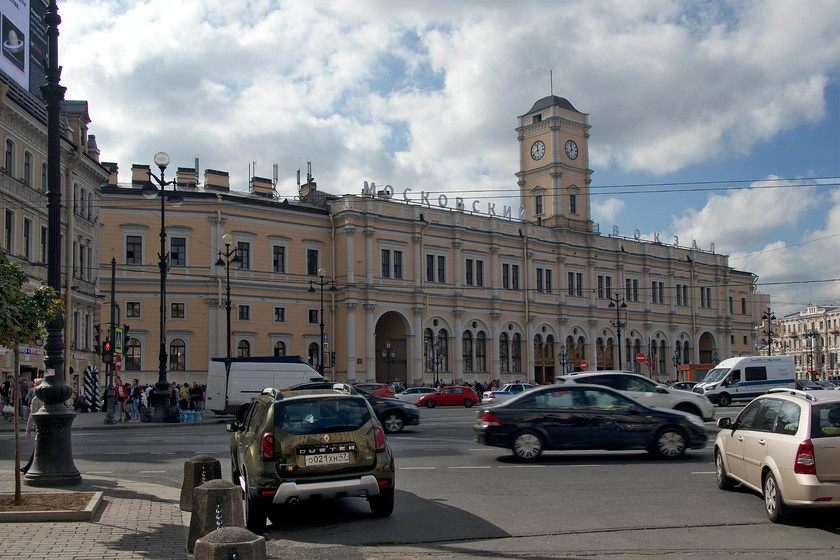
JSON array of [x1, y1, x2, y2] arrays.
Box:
[[0, 254, 63, 349]]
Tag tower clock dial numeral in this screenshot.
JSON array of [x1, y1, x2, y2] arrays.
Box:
[[565, 140, 578, 160], [530, 140, 546, 161]]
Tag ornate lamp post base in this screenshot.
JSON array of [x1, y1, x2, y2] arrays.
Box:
[[25, 386, 81, 487]]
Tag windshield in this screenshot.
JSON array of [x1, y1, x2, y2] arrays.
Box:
[[702, 367, 729, 383]]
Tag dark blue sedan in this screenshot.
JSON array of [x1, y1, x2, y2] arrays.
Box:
[[474, 384, 707, 460]]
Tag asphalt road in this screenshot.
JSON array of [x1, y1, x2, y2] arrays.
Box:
[[2, 405, 840, 559]]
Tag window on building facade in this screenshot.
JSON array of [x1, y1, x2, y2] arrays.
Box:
[[272, 245, 285, 273], [729, 296, 734, 313], [652, 281, 665, 304], [22, 218, 31, 260], [5, 139, 14, 174], [79, 244, 86, 279], [126, 235, 142, 265], [512, 333, 522, 373], [536, 268, 543, 292], [23, 152, 31, 185], [475, 260, 484, 286], [41, 163, 47, 193], [476, 332, 487, 371], [237, 241, 250, 270], [381, 249, 390, 278], [511, 264, 520, 290], [127, 302, 141, 317], [625, 278, 639, 302], [169, 339, 186, 371], [40, 226, 46, 262], [465, 259, 474, 286], [535, 195, 543, 215], [4, 209, 13, 250], [380, 249, 403, 279], [170, 237, 186, 267], [171, 302, 185, 319], [274, 341, 286, 356], [307, 249, 319, 275], [499, 332, 510, 373], [393, 250, 402, 279], [569, 194, 577, 214], [462, 331, 473, 373], [308, 342, 319, 369], [426, 254, 446, 283], [125, 339, 141, 370], [598, 275, 612, 299], [568, 271, 583, 297], [502, 264, 510, 290], [309, 309, 318, 324], [741, 297, 747, 314], [238, 305, 250, 321], [437, 255, 445, 283], [238, 340, 251, 357], [273, 307, 285, 322]]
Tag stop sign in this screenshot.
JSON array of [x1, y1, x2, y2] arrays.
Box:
[[114, 354, 122, 373], [580, 360, 588, 371], [636, 353, 647, 364]]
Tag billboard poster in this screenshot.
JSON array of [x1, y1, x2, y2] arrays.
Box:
[[0, 0, 47, 102]]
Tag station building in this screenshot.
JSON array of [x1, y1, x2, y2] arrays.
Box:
[[96, 95, 765, 388]]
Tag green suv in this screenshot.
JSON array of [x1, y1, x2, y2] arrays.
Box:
[[227, 387, 396, 532]]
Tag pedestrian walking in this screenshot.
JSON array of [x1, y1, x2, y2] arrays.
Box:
[[114, 377, 130, 422], [21, 378, 43, 473], [129, 379, 142, 422]]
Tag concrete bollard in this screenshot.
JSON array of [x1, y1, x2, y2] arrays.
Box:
[[180, 454, 222, 511], [188, 479, 246, 553], [193, 527, 266, 560]]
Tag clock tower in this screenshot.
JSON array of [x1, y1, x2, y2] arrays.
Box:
[[516, 95, 593, 231]]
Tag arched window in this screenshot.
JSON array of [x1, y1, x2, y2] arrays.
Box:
[[273, 341, 286, 356], [462, 331, 473, 373], [424, 328, 434, 372], [512, 333, 522, 373], [545, 335, 554, 360], [169, 338, 186, 371], [23, 152, 31, 185], [237, 340, 251, 357], [4, 139, 14, 174], [436, 329, 449, 373], [499, 333, 510, 373], [125, 339, 141, 371], [476, 332, 487, 372]]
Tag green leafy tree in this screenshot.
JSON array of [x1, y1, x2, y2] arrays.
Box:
[[0, 253, 63, 504]]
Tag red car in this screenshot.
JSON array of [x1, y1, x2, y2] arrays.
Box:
[[353, 383, 395, 398], [418, 386, 479, 408]]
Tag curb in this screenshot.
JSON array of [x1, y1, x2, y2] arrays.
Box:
[[0, 491, 103, 522]]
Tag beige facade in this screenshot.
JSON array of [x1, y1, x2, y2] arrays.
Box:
[[98, 96, 763, 388], [0, 72, 109, 382], [768, 304, 840, 379]]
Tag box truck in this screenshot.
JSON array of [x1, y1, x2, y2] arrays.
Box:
[[692, 355, 795, 406], [206, 356, 323, 415]]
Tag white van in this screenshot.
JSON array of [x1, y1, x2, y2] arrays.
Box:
[[693, 355, 795, 406], [206, 356, 323, 415]]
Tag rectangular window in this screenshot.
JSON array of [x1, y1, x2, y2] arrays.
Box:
[[23, 152, 31, 185], [545, 269, 552, 292], [126, 235, 142, 265], [426, 254, 434, 282], [465, 258, 474, 286], [170, 302, 185, 318], [511, 264, 520, 290], [79, 243, 85, 279], [437, 255, 445, 283], [126, 302, 141, 318], [40, 226, 47, 262], [22, 218, 31, 259], [237, 241, 250, 270], [307, 249, 319, 275], [475, 260, 484, 287], [729, 296, 734, 314], [536, 268, 543, 292], [502, 264, 510, 290], [308, 309, 319, 324], [4, 209, 13, 250], [651, 281, 665, 304], [569, 194, 577, 214], [625, 278, 639, 302], [393, 250, 403, 279], [741, 297, 747, 315], [598, 275, 612, 299], [381, 249, 391, 278], [535, 195, 543, 215], [170, 237, 186, 267], [273, 307, 285, 322], [576, 273, 583, 296], [238, 305, 250, 321], [272, 246, 285, 273]]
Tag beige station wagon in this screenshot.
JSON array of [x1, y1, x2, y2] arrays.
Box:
[[714, 388, 840, 522]]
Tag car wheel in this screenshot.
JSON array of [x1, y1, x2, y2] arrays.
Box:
[[463, 399, 474, 408], [425, 400, 436, 408], [675, 403, 702, 419], [764, 471, 789, 523], [369, 487, 395, 517], [512, 430, 543, 461], [382, 412, 405, 433], [718, 393, 731, 407], [715, 449, 736, 490], [244, 487, 268, 534], [653, 428, 686, 459]]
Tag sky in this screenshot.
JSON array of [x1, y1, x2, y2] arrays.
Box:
[[54, 0, 840, 318]]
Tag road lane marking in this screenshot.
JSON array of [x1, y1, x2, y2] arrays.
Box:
[[86, 471, 114, 474], [139, 470, 167, 474], [692, 471, 716, 475], [448, 466, 491, 469], [400, 466, 436, 470]]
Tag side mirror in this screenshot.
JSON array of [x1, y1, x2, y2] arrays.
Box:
[[717, 417, 732, 430], [627, 404, 645, 415], [226, 421, 241, 433], [655, 385, 669, 394]]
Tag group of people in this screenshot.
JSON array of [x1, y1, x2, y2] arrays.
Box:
[[2, 374, 41, 422]]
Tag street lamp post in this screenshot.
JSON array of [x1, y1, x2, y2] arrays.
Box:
[[558, 343, 569, 379], [382, 340, 396, 384], [608, 292, 628, 370], [215, 234, 240, 359], [141, 152, 183, 422], [762, 308, 776, 356], [672, 351, 680, 382], [804, 331, 818, 380], [432, 340, 444, 387], [308, 267, 335, 375]]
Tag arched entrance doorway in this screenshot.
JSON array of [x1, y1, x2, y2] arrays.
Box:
[[698, 332, 718, 364], [374, 311, 409, 384], [533, 334, 555, 384]]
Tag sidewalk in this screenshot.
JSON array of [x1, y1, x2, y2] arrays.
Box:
[[0, 408, 218, 560]]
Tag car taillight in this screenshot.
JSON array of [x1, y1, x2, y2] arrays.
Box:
[[488, 393, 495, 399], [480, 411, 502, 426], [794, 439, 816, 475], [374, 424, 387, 453], [260, 432, 275, 461]]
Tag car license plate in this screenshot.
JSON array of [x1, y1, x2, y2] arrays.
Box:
[[303, 452, 350, 466]]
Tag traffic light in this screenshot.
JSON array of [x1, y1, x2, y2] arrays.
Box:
[[103, 338, 114, 363], [331, 351, 336, 368], [122, 324, 131, 348], [94, 324, 101, 354]]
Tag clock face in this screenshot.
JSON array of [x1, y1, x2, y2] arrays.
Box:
[[565, 140, 578, 160], [530, 140, 546, 161]]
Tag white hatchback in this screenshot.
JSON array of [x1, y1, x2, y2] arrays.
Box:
[[558, 371, 715, 421], [394, 387, 437, 404], [714, 388, 840, 522]]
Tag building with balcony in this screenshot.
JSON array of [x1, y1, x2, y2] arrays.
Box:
[[772, 304, 840, 379]]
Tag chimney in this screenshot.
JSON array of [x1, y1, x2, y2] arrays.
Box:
[[87, 134, 100, 163], [131, 164, 151, 185], [250, 176, 273, 197], [101, 162, 118, 185], [176, 167, 197, 189], [204, 169, 230, 192], [300, 180, 316, 199]]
